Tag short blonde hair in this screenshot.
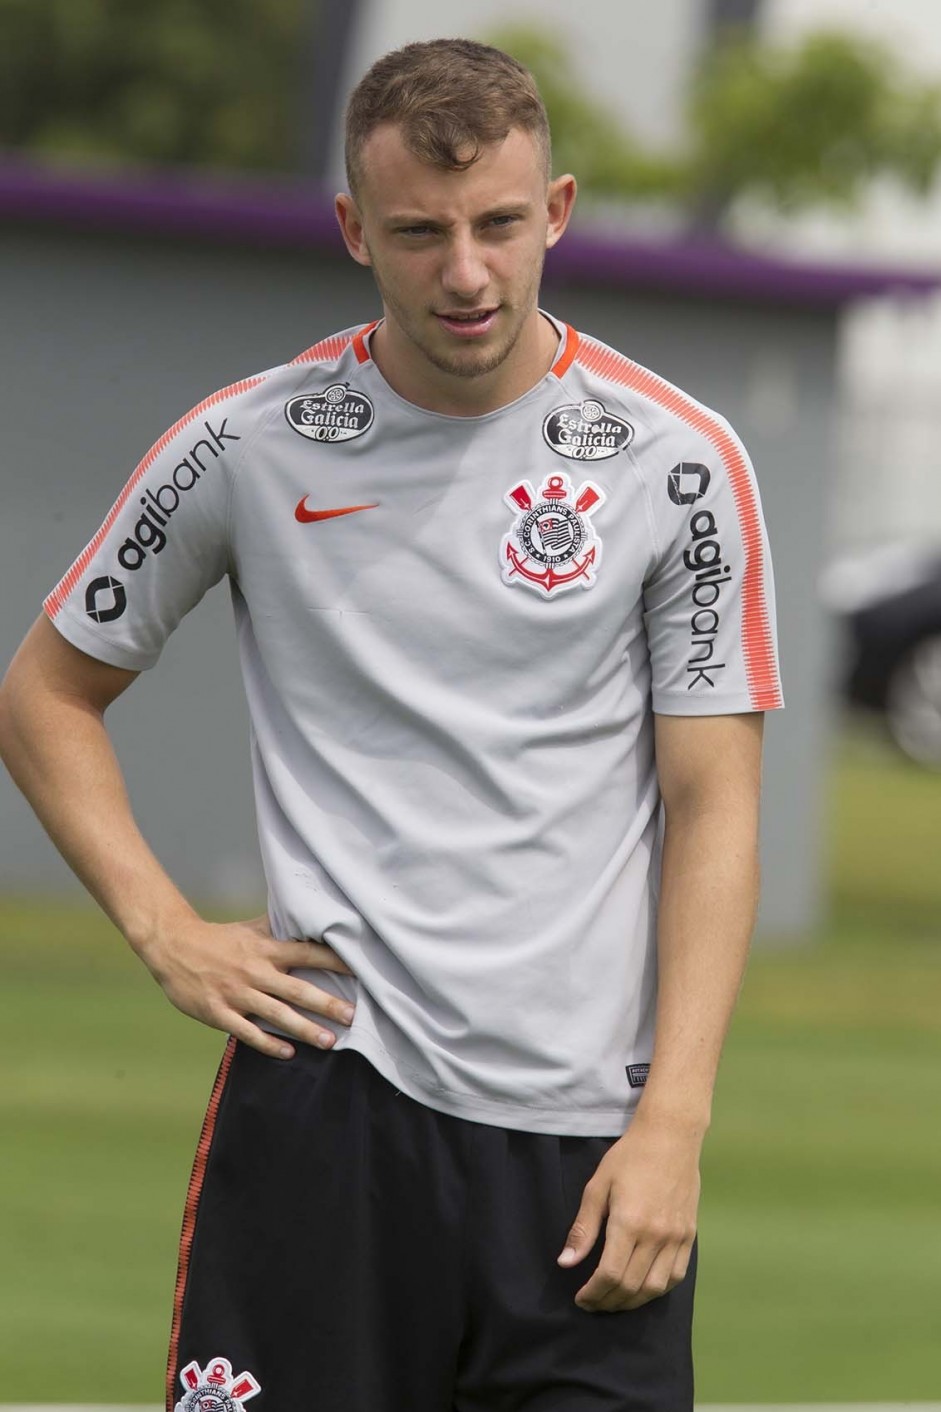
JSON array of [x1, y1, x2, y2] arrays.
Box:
[[345, 38, 551, 195]]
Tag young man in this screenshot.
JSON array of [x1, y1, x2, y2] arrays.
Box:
[[0, 37, 782, 1412]]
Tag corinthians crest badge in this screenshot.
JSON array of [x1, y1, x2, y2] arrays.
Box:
[[175, 1355, 261, 1412], [501, 471, 606, 597]]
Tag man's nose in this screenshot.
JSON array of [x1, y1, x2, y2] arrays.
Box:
[[441, 235, 489, 300]]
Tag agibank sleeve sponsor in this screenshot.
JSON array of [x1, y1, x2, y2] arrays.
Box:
[[643, 437, 782, 715], [568, 334, 782, 713], [44, 378, 260, 670]]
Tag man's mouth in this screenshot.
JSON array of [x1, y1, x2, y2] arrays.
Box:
[[436, 308, 499, 336]]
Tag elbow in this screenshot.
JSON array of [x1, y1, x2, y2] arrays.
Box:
[[0, 661, 28, 773], [0, 671, 17, 767]]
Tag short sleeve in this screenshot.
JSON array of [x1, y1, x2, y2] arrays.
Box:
[[642, 426, 783, 715], [43, 378, 261, 670]]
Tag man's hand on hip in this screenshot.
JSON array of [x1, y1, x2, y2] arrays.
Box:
[[138, 914, 356, 1059], [557, 1113, 701, 1312]]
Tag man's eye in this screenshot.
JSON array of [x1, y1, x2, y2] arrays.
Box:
[[400, 225, 434, 236], [488, 215, 519, 229]]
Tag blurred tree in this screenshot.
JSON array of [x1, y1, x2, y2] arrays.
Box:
[[0, 0, 305, 172], [491, 26, 941, 232], [688, 29, 941, 228], [5, 3, 940, 224], [487, 27, 686, 206]]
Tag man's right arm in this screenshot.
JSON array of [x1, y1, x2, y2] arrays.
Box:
[[0, 615, 355, 1057]]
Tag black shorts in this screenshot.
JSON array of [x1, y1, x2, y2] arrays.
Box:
[[167, 1040, 696, 1412]]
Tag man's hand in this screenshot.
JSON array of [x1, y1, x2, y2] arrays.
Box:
[[138, 914, 357, 1060], [557, 714, 764, 1312], [0, 620, 357, 1062], [557, 1114, 701, 1312]]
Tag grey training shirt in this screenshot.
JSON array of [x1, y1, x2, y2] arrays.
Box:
[[46, 315, 783, 1136]]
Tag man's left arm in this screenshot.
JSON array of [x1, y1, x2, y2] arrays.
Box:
[[557, 711, 764, 1311]]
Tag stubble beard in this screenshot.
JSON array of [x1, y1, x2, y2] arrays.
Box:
[[372, 256, 545, 383], [420, 318, 524, 380]]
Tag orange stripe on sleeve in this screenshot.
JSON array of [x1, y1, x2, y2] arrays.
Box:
[[575, 337, 782, 711], [165, 1037, 237, 1412], [43, 377, 264, 621]]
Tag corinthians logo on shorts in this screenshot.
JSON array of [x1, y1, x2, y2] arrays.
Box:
[[175, 1355, 261, 1412], [284, 383, 374, 443], [502, 471, 606, 597], [543, 399, 633, 461]]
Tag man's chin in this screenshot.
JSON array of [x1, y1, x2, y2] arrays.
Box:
[[424, 331, 517, 381], [432, 351, 508, 380]]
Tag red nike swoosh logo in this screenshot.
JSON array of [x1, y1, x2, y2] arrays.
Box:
[[294, 498, 378, 523]]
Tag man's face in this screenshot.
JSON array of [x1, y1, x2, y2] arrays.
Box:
[[337, 124, 574, 388]]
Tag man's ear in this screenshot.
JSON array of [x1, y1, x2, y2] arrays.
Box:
[[545, 174, 577, 251], [335, 193, 372, 267]]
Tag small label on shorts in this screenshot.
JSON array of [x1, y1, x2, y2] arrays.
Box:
[[626, 1063, 650, 1088]]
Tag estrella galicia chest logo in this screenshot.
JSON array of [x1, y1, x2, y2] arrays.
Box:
[[285, 383, 374, 443], [175, 1355, 260, 1412], [85, 575, 126, 624], [501, 471, 606, 597], [668, 462, 711, 505], [543, 399, 633, 461]]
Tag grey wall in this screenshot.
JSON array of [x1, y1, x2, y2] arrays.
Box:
[[0, 226, 835, 935]]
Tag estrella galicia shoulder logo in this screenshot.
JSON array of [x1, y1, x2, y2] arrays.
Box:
[[85, 575, 126, 624], [543, 399, 633, 461], [285, 383, 374, 444], [668, 462, 711, 505]]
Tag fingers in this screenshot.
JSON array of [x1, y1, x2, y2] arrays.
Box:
[[200, 985, 350, 1060], [154, 920, 357, 1052], [243, 918, 356, 975], [572, 1222, 632, 1310], [216, 964, 355, 1051], [274, 937, 356, 975], [557, 1178, 607, 1269], [239, 931, 359, 1036], [237, 930, 357, 1015], [671, 1239, 693, 1287], [574, 1229, 695, 1313], [277, 973, 355, 1025], [246, 992, 347, 1052], [617, 1239, 680, 1310], [225, 1013, 296, 1061]]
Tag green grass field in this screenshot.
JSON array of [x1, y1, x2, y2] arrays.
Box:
[[1, 730, 939, 1401]]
